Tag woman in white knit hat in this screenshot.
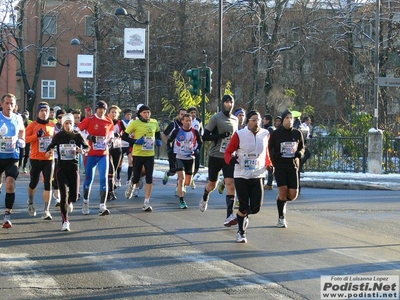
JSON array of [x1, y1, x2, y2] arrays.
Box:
[[45, 113, 90, 231]]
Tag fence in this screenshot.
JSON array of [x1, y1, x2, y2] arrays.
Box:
[[304, 136, 368, 173], [157, 134, 400, 174]]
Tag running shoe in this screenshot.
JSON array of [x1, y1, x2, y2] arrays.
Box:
[[223, 214, 238, 227], [134, 188, 140, 197], [126, 180, 131, 186], [190, 178, 196, 189], [138, 177, 144, 189], [41, 211, 52, 220], [180, 200, 188, 209], [108, 191, 117, 201], [175, 186, 178, 197], [199, 199, 208, 212], [99, 205, 110, 216], [236, 231, 247, 243], [82, 200, 90, 215], [277, 218, 288, 228], [27, 201, 36, 217], [53, 191, 60, 201], [264, 184, 273, 190], [54, 199, 61, 207], [23, 167, 28, 173], [142, 200, 153, 212], [2, 214, 12, 228], [115, 179, 122, 187], [243, 216, 249, 231], [162, 171, 169, 185], [125, 182, 135, 199], [61, 221, 70, 231], [217, 179, 225, 194]]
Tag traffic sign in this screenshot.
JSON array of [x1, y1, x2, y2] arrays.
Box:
[[378, 77, 400, 87]]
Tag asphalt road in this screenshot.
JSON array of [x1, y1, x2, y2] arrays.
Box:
[[0, 173, 399, 300]]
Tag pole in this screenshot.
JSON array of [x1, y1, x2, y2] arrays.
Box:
[[201, 62, 207, 166], [373, 0, 380, 129], [218, 0, 223, 105], [93, 39, 98, 111], [67, 57, 70, 108], [145, 11, 150, 106]]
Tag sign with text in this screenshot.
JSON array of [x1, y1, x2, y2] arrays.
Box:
[[378, 77, 400, 87], [124, 28, 146, 59], [77, 54, 94, 78]]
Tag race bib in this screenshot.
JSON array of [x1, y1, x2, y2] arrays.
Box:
[[219, 137, 231, 153], [93, 136, 107, 151], [180, 141, 193, 155], [244, 154, 261, 170], [142, 137, 154, 151], [280, 141, 298, 158], [0, 137, 14, 153], [39, 136, 52, 152], [59, 144, 76, 160]]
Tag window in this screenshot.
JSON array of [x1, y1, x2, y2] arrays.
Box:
[[42, 47, 57, 67], [43, 15, 57, 35], [42, 80, 56, 99], [85, 15, 95, 36]]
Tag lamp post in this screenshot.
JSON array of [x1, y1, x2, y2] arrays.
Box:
[[115, 7, 150, 106], [47, 56, 71, 108], [70, 38, 97, 112]]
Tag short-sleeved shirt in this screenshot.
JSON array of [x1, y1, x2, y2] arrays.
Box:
[[125, 118, 160, 157], [0, 112, 25, 160], [205, 112, 238, 159]]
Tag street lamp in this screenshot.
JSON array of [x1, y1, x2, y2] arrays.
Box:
[[70, 38, 97, 112], [47, 55, 71, 108], [115, 7, 150, 106]]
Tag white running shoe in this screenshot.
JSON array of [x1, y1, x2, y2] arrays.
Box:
[[223, 214, 238, 227], [99, 205, 110, 216], [61, 221, 70, 231], [138, 177, 144, 189], [142, 200, 153, 212], [126, 180, 131, 186], [236, 231, 247, 243], [116, 179, 122, 187], [125, 182, 135, 199], [199, 199, 208, 212], [54, 199, 61, 207], [41, 211, 52, 220], [53, 191, 60, 201], [134, 188, 140, 197], [27, 201, 36, 217], [2, 214, 12, 228], [82, 200, 90, 215], [277, 218, 288, 228]]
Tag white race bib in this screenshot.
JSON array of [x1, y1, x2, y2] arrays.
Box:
[[280, 141, 298, 158], [93, 136, 107, 151], [219, 137, 231, 153], [39, 136, 52, 152], [59, 144, 76, 160], [142, 137, 154, 151], [0, 137, 14, 153]]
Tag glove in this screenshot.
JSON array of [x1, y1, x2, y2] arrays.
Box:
[[156, 139, 162, 147], [37, 128, 45, 138], [267, 165, 274, 174], [16, 138, 26, 148], [135, 136, 145, 145], [167, 147, 174, 155], [0, 124, 8, 136], [219, 132, 231, 139], [87, 135, 97, 142], [295, 151, 302, 159], [114, 132, 120, 138], [229, 155, 239, 166]]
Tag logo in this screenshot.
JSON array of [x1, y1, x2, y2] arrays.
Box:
[[321, 275, 399, 299]]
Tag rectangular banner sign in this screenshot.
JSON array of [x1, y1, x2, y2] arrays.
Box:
[[124, 28, 146, 59], [77, 54, 94, 78]]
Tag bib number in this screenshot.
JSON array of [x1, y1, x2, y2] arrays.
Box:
[[142, 137, 154, 151], [219, 137, 231, 153], [0, 137, 14, 153], [244, 154, 260, 170], [93, 136, 107, 151], [39, 137, 52, 153], [59, 144, 76, 160], [280, 141, 298, 158]]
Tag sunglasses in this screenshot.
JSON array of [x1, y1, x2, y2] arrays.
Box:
[[58, 116, 63, 119]]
